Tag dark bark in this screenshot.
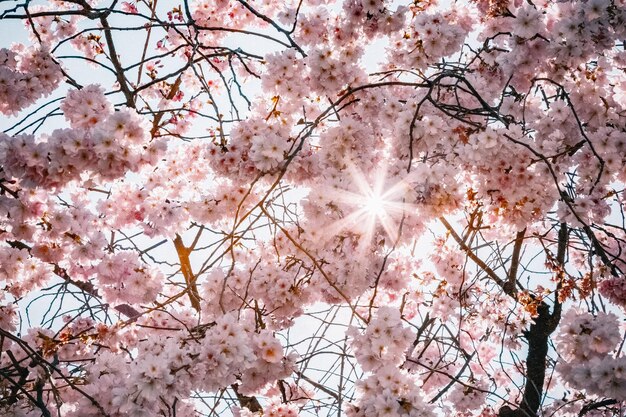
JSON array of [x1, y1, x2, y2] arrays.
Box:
[[498, 224, 566, 417], [498, 300, 561, 417], [578, 399, 619, 416]]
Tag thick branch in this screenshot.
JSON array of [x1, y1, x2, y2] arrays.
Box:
[[506, 228, 526, 295], [231, 383, 263, 413], [578, 399, 619, 416], [173, 234, 201, 311], [498, 224, 567, 417]]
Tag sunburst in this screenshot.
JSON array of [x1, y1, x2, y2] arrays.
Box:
[[311, 161, 414, 251]]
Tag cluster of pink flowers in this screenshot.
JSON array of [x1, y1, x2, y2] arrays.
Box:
[[387, 8, 472, 71], [0, 247, 53, 298], [341, 0, 407, 39], [25, 2, 85, 44], [95, 251, 163, 305], [556, 310, 626, 400], [207, 117, 292, 177], [408, 163, 463, 220], [200, 238, 322, 329], [445, 382, 489, 414], [349, 307, 414, 371], [347, 365, 434, 417], [262, 50, 308, 98], [0, 86, 165, 189], [60, 84, 113, 129], [458, 126, 558, 229], [35, 312, 295, 416], [239, 331, 297, 395], [598, 275, 626, 307], [347, 307, 434, 417], [306, 46, 367, 95], [0, 44, 62, 115]]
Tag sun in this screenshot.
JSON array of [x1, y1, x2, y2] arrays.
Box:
[[313, 161, 413, 248], [362, 192, 386, 218]]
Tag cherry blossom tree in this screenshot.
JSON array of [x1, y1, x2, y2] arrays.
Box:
[[1, 0, 626, 416]]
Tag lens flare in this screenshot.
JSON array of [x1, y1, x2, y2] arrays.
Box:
[[310, 161, 415, 250], [363, 193, 386, 218]]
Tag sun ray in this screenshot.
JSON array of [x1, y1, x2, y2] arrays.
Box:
[[305, 161, 418, 252]]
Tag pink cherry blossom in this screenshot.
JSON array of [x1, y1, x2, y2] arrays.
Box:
[[2, 1, 626, 416]]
